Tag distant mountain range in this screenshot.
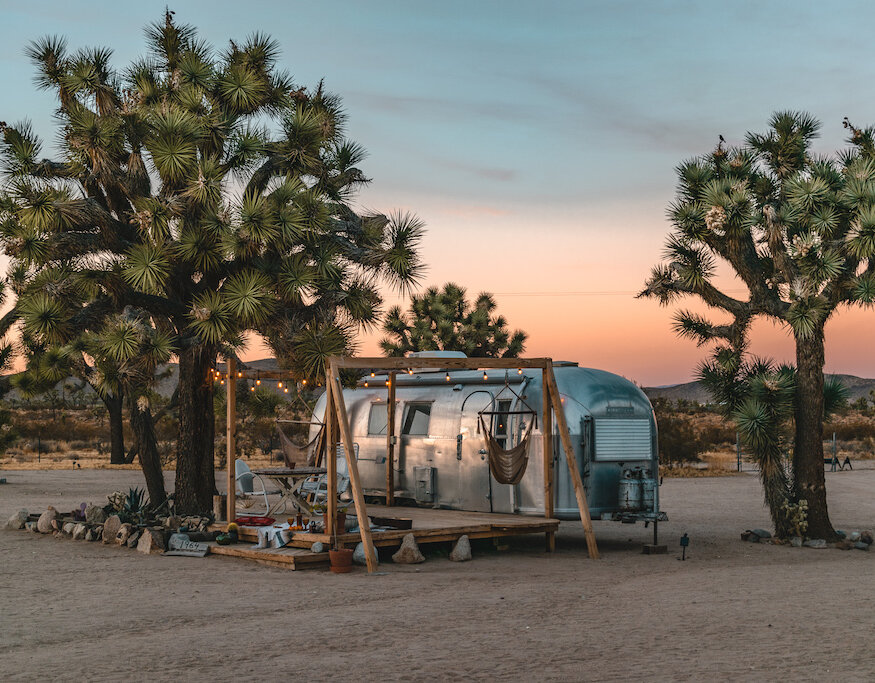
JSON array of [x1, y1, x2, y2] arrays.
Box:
[[6, 357, 875, 407], [643, 373, 875, 403]]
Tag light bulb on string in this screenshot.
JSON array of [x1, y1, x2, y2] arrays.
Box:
[[278, 381, 283, 388], [364, 380, 369, 388], [518, 368, 523, 375], [483, 371, 488, 381], [283, 387, 289, 393], [256, 379, 261, 386], [237, 371, 242, 378], [371, 372, 375, 377], [445, 372, 451, 382], [385, 379, 390, 387], [302, 379, 307, 386], [250, 386, 255, 392]]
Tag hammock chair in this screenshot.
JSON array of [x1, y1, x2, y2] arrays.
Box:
[[275, 388, 325, 468], [477, 372, 538, 485], [276, 420, 324, 468]]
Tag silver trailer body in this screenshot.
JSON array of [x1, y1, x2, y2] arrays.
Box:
[[312, 360, 662, 521]]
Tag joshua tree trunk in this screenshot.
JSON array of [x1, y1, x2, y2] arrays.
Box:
[[174, 345, 216, 514], [128, 394, 166, 506], [105, 391, 126, 465], [793, 327, 834, 539]]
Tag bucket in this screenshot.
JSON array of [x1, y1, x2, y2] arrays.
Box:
[[329, 548, 354, 573]]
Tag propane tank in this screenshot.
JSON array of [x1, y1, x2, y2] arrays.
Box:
[[641, 476, 657, 512], [618, 469, 642, 512]]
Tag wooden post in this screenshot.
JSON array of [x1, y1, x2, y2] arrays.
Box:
[[226, 357, 237, 523], [542, 367, 555, 552], [386, 371, 396, 506], [329, 363, 378, 573], [545, 363, 599, 559], [325, 379, 337, 542]]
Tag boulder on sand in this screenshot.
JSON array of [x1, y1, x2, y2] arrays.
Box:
[[449, 535, 472, 562], [7, 509, 29, 530], [72, 523, 87, 540], [102, 515, 121, 543], [392, 533, 425, 564], [37, 507, 58, 534]]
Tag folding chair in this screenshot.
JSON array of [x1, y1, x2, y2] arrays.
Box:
[[234, 459, 285, 516]]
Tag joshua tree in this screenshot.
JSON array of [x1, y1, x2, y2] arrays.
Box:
[[1, 12, 423, 513], [698, 350, 847, 536], [641, 111, 875, 538], [380, 282, 527, 358]]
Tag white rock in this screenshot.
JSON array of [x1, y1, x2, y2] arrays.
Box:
[[37, 507, 58, 534], [7, 509, 28, 530], [353, 542, 374, 566], [102, 515, 121, 543], [392, 533, 425, 564], [72, 523, 87, 540], [62, 522, 76, 536], [449, 535, 472, 562], [310, 542, 324, 553], [115, 523, 133, 545]]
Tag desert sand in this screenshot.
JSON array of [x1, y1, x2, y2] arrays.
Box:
[[2, 466, 874, 682]]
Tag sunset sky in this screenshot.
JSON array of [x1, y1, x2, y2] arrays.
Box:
[[3, 1, 875, 385]]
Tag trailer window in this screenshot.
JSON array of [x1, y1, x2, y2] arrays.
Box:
[[401, 403, 431, 436], [367, 404, 389, 435]]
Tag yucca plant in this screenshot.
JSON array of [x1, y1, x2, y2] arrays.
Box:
[[642, 112, 874, 538], [0, 12, 424, 513]]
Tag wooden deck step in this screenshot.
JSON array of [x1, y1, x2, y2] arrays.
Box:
[[207, 543, 329, 570]]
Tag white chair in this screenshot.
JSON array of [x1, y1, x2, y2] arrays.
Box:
[[301, 442, 358, 508], [234, 459, 285, 516]]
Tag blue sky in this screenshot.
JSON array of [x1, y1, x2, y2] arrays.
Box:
[[3, 1, 875, 383]]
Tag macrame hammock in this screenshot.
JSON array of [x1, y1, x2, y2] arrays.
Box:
[[275, 390, 325, 468], [477, 375, 537, 485], [276, 421, 324, 468]]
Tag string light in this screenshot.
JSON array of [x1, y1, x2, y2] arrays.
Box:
[[237, 371, 242, 378], [364, 380, 369, 387], [445, 372, 451, 382], [518, 368, 523, 375], [302, 379, 307, 385], [483, 371, 488, 381], [386, 379, 391, 387], [408, 369, 413, 375], [250, 386, 255, 392], [278, 381, 283, 388], [371, 372, 375, 377], [283, 387, 289, 393], [220, 379, 225, 385], [256, 378, 261, 385]]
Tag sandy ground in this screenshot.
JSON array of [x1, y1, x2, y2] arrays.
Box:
[[1, 467, 874, 682]]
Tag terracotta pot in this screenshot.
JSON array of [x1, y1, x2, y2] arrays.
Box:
[[329, 548, 354, 573]]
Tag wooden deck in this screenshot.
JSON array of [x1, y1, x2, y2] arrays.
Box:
[[217, 505, 559, 552]]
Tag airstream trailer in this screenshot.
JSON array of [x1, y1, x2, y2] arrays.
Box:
[[312, 352, 665, 526]]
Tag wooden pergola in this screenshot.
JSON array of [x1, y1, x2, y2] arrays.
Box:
[[224, 356, 599, 573]]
